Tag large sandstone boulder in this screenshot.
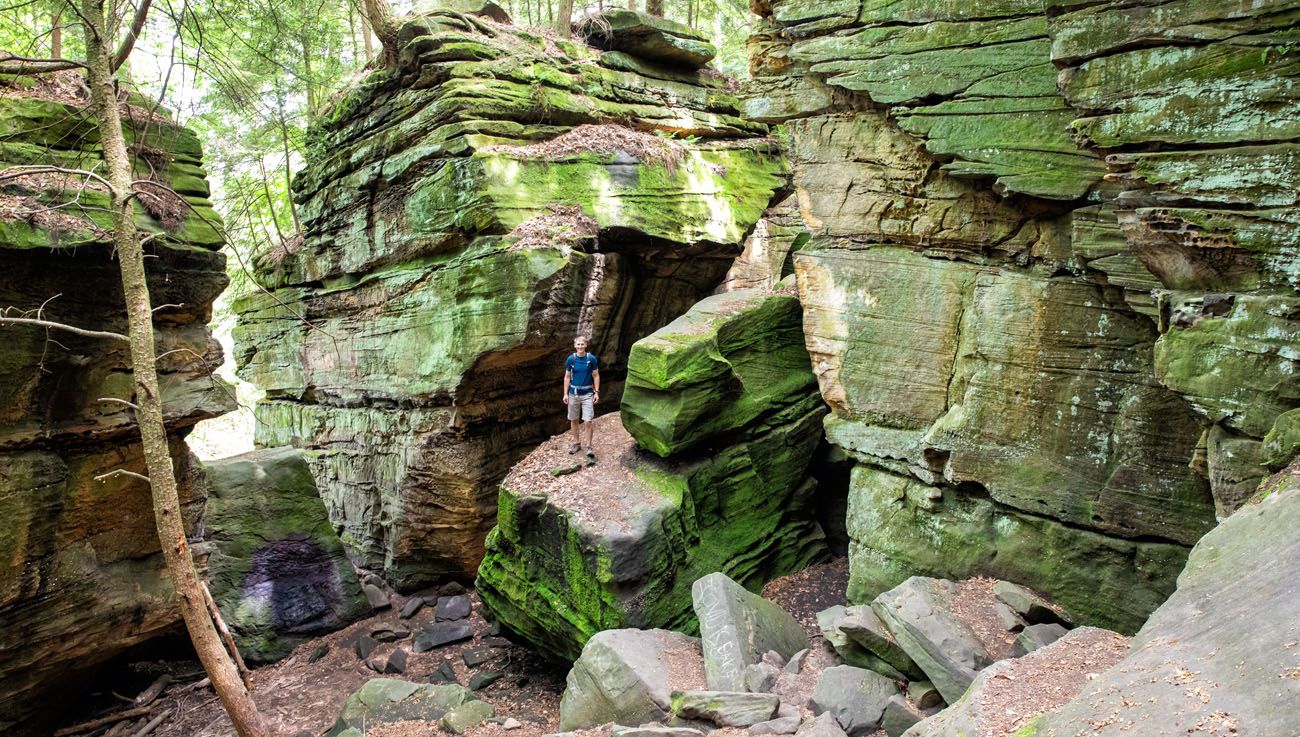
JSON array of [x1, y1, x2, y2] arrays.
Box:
[[693, 572, 808, 691], [559, 629, 706, 731], [870, 578, 994, 705], [1027, 469, 1300, 736], [0, 81, 231, 734], [477, 289, 827, 661], [201, 447, 369, 662], [577, 10, 717, 69], [621, 290, 818, 458], [477, 410, 825, 661], [234, 8, 787, 588], [809, 665, 901, 736]]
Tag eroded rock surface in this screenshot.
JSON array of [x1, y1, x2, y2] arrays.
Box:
[[0, 83, 231, 733], [234, 7, 788, 587], [747, 0, 1299, 630]]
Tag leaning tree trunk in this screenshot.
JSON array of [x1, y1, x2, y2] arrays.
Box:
[[78, 1, 270, 735], [645, 0, 663, 16]]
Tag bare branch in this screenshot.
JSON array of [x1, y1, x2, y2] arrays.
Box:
[[0, 316, 130, 342], [93, 469, 152, 484], [98, 397, 140, 410], [0, 165, 115, 192], [152, 303, 184, 312], [112, 0, 155, 72], [0, 53, 86, 74]]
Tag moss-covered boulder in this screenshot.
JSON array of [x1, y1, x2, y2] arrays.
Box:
[[621, 290, 817, 457], [476, 409, 825, 661], [201, 447, 369, 662], [577, 10, 717, 69], [234, 9, 787, 587], [0, 79, 231, 735], [327, 679, 486, 736]]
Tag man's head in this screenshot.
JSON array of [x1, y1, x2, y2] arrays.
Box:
[[573, 336, 589, 356]]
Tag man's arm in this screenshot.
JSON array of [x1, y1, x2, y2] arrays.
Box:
[[592, 369, 600, 403], [562, 369, 571, 403]]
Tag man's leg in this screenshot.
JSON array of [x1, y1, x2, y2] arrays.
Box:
[[584, 395, 596, 459], [568, 400, 582, 453]]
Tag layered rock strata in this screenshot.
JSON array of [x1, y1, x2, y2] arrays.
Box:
[[476, 289, 827, 660], [747, 0, 1299, 631], [0, 81, 231, 733], [234, 8, 787, 586]]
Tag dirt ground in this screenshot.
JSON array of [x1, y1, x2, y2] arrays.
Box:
[[57, 559, 855, 737]]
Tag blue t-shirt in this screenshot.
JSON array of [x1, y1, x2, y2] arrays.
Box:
[[566, 353, 599, 394]]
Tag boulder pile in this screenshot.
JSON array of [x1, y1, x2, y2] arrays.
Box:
[[555, 571, 1118, 737]]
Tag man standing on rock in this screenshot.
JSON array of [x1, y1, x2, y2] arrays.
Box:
[[563, 335, 601, 461]]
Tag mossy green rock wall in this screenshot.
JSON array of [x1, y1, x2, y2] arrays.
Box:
[[476, 290, 828, 661], [749, 0, 1298, 632], [201, 447, 369, 663], [234, 9, 787, 587], [0, 88, 231, 734]]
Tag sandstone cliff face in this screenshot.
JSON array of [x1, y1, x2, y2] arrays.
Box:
[[233, 9, 788, 588], [747, 0, 1299, 632], [0, 84, 231, 732]]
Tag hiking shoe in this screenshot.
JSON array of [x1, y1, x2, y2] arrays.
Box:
[[568, 442, 581, 455], [586, 447, 596, 460]]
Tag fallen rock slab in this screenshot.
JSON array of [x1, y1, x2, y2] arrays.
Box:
[[613, 726, 705, 737], [695, 572, 810, 691], [1029, 472, 1300, 737], [750, 715, 802, 735], [671, 690, 780, 727], [326, 679, 479, 737], [902, 627, 1127, 737], [991, 582, 1070, 627], [871, 578, 994, 704], [1011, 623, 1068, 657], [809, 665, 901, 736], [560, 629, 706, 731], [414, 621, 473, 652], [796, 713, 848, 737]]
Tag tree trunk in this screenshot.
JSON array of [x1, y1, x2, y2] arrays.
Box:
[[50, 9, 63, 58], [360, 0, 399, 67], [78, 1, 270, 735], [645, 0, 662, 16], [554, 0, 572, 36]]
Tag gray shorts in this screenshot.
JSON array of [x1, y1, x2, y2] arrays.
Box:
[[567, 393, 595, 421]]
